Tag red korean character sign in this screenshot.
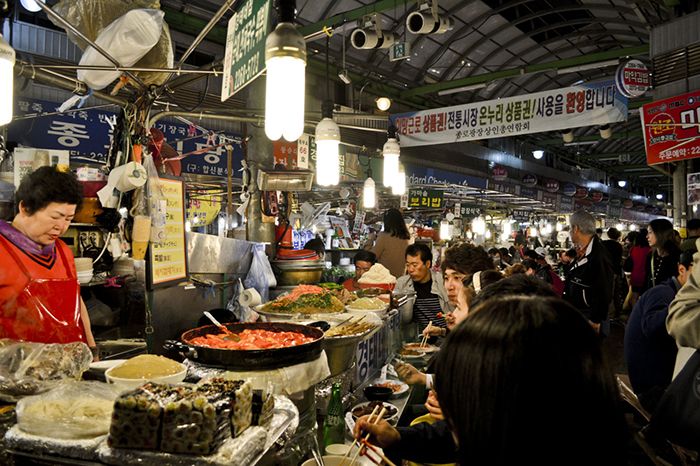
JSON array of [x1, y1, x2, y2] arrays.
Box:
[[642, 91, 700, 165]]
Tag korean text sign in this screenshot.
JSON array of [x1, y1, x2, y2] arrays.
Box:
[[391, 80, 628, 147], [148, 177, 188, 288], [221, 0, 272, 101], [641, 91, 700, 165]]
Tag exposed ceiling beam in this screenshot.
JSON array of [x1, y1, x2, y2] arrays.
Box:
[[403, 45, 649, 98], [539, 130, 644, 145], [298, 0, 414, 38]]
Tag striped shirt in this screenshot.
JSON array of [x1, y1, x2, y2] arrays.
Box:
[[412, 279, 447, 331]]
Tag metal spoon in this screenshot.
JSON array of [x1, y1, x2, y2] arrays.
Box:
[[203, 311, 240, 341]]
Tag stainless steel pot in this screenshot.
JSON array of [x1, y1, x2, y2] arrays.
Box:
[[271, 259, 325, 286]]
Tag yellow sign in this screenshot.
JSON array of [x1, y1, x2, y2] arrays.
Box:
[[187, 197, 221, 227], [149, 178, 188, 288]]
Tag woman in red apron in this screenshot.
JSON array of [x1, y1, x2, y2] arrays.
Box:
[[0, 166, 96, 351]]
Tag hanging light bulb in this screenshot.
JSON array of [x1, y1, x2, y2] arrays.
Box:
[[471, 216, 486, 236], [315, 114, 340, 186], [363, 177, 376, 209], [544, 223, 553, 235], [383, 127, 400, 188], [530, 226, 539, 237], [265, 11, 306, 142], [0, 35, 15, 126], [616, 223, 625, 231], [392, 164, 406, 196], [556, 221, 563, 232], [484, 229, 492, 240], [466, 230, 473, 240], [629, 224, 637, 231], [440, 220, 452, 240]]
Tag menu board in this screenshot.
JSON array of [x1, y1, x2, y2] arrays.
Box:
[[148, 177, 188, 289]]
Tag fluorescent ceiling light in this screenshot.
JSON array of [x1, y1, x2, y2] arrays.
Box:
[[437, 82, 487, 96], [563, 140, 599, 146], [556, 59, 619, 75]]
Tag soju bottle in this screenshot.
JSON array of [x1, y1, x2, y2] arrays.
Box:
[[323, 382, 345, 451]]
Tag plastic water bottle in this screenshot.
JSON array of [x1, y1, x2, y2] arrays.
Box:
[[323, 382, 345, 451]]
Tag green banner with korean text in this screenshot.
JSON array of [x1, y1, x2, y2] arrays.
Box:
[[221, 0, 272, 101]]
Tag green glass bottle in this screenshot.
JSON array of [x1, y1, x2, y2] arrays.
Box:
[[323, 382, 345, 451]]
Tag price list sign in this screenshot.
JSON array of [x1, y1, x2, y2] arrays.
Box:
[[148, 178, 188, 289]]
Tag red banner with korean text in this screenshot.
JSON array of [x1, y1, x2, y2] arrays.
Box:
[[642, 90, 700, 165]]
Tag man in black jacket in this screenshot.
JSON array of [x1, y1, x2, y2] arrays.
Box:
[[563, 210, 614, 335]]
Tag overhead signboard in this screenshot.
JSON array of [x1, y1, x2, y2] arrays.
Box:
[[221, 0, 272, 101], [615, 59, 650, 98], [642, 90, 700, 165], [404, 164, 488, 189], [390, 41, 410, 61], [391, 80, 628, 147], [407, 189, 444, 209], [8, 98, 245, 177]]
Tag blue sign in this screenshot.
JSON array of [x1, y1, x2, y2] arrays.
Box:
[[9, 98, 115, 164], [8, 98, 244, 178], [405, 164, 487, 189], [520, 187, 538, 199]]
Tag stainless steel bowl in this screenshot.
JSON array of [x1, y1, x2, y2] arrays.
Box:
[[271, 259, 325, 286]]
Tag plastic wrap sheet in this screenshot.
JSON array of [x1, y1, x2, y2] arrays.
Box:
[[16, 381, 121, 439], [0, 340, 92, 402], [50, 0, 174, 87], [4, 425, 105, 461], [98, 395, 298, 466], [184, 352, 331, 396]]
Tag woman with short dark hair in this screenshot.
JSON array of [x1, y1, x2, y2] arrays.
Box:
[[435, 296, 628, 466], [0, 167, 96, 350]]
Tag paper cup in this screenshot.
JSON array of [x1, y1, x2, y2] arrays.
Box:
[[131, 241, 148, 261]]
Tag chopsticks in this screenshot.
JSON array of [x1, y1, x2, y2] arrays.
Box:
[[359, 437, 398, 466], [420, 321, 433, 348], [339, 405, 386, 466]]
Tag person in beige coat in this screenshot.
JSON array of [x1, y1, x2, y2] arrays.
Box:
[[667, 239, 700, 345], [368, 208, 411, 278]]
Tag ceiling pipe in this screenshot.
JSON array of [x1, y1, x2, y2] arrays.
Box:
[[31, 0, 147, 91], [28, 64, 220, 74], [164, 0, 237, 86], [15, 61, 129, 107], [402, 45, 649, 98], [147, 110, 262, 130]]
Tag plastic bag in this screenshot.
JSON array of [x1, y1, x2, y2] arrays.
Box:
[[51, 0, 174, 88], [77, 9, 164, 90], [244, 244, 277, 303], [142, 153, 167, 242], [16, 380, 121, 439], [0, 340, 92, 401]]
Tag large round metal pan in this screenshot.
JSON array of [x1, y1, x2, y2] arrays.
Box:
[[177, 322, 324, 370]]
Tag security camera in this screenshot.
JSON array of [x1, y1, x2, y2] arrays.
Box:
[[406, 11, 453, 35], [351, 28, 398, 49], [338, 70, 352, 84]]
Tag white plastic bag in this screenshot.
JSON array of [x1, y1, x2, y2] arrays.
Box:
[[244, 244, 277, 303], [78, 9, 164, 90], [16, 381, 121, 439]]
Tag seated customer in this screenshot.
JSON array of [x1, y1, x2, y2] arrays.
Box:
[[342, 250, 377, 291], [357, 294, 628, 466], [395, 243, 450, 332], [624, 249, 695, 411]]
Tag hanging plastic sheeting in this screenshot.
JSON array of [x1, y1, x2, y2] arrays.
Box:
[[244, 243, 277, 304], [49, 0, 174, 89]]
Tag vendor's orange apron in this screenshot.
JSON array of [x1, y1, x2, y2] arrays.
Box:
[[0, 235, 85, 343]]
